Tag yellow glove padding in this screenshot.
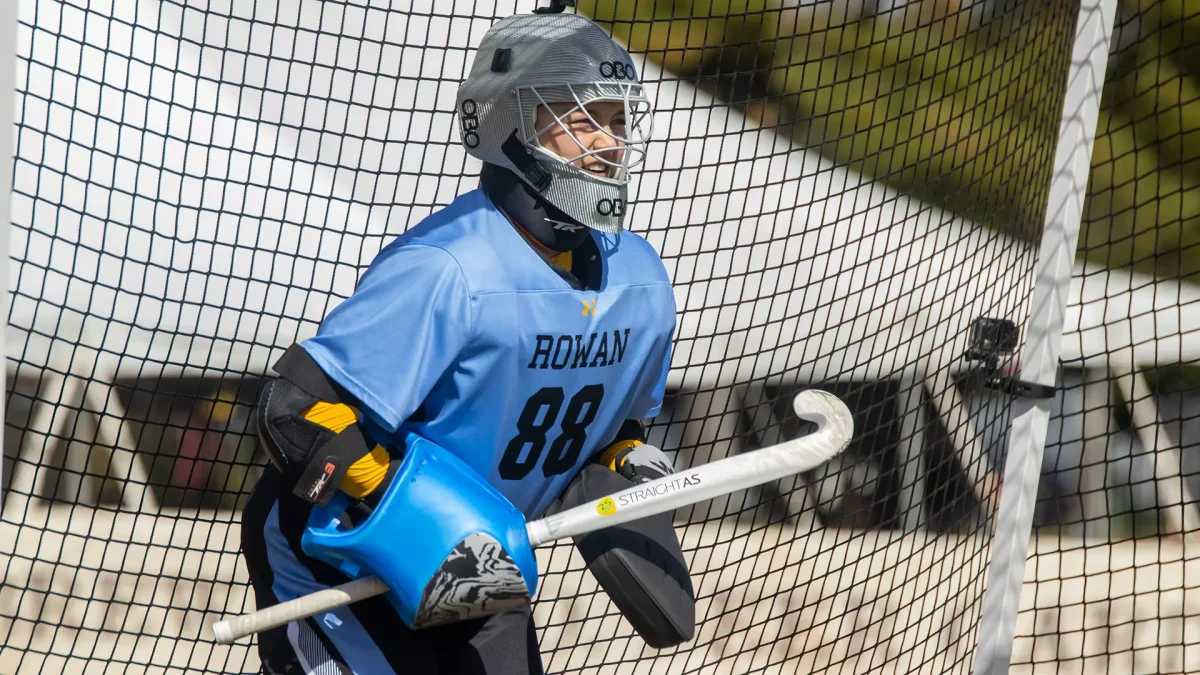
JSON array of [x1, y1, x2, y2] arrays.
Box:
[[302, 401, 391, 499]]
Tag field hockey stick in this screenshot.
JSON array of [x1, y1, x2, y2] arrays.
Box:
[[212, 389, 852, 644]]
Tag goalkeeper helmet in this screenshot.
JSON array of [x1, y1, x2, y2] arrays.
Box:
[[456, 12, 653, 233]]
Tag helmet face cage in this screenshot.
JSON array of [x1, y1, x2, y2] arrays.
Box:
[[516, 82, 654, 186]]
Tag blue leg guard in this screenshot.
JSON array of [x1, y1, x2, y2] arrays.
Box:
[[300, 433, 538, 629]]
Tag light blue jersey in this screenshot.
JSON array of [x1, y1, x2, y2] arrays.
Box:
[[302, 189, 675, 519]]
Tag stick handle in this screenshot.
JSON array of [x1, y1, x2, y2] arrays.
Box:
[[212, 390, 853, 644], [212, 576, 388, 644]]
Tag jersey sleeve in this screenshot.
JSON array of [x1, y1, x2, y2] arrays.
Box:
[[300, 243, 472, 433]]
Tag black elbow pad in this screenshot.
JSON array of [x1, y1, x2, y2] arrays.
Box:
[[548, 464, 696, 649], [257, 344, 374, 506]]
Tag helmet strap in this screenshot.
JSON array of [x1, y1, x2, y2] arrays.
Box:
[[501, 131, 552, 192], [481, 163, 591, 252]]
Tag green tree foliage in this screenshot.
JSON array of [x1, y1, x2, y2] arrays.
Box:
[[579, 0, 1200, 280], [1089, 0, 1200, 278]]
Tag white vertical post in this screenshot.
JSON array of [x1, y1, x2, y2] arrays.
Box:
[[896, 371, 927, 531], [1077, 369, 1115, 539], [971, 1, 1118, 673], [1111, 359, 1200, 536], [0, 0, 19, 505]]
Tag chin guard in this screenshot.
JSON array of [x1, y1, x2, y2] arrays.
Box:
[[300, 433, 539, 629], [549, 463, 696, 648]]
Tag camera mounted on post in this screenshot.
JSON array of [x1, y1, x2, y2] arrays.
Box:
[[963, 317, 1057, 399]]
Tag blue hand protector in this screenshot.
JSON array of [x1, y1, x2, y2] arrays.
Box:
[[301, 432, 538, 628]]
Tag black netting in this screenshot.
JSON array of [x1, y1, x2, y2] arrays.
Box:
[[11, 1, 1192, 674], [1012, 1, 1200, 671]]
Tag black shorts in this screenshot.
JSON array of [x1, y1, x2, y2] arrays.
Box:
[[241, 469, 545, 675]]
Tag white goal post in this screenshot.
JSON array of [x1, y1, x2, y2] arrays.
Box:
[[972, 1, 1120, 673]]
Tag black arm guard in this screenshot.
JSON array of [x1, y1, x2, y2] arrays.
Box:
[[256, 344, 375, 506], [547, 464, 696, 649]]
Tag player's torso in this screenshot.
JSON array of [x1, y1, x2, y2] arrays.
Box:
[[391, 191, 675, 518]]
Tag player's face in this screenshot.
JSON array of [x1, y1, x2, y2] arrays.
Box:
[[534, 101, 627, 179]]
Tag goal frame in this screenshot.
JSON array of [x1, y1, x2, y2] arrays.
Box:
[[971, 1, 1119, 672]]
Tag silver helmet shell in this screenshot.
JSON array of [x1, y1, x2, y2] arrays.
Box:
[[456, 13, 652, 233]]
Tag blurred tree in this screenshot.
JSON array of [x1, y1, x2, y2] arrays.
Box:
[[1088, 0, 1200, 278], [580, 0, 1200, 280]]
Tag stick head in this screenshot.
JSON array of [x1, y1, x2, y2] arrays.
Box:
[[790, 389, 855, 455]]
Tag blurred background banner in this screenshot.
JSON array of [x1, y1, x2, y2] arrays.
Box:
[[0, 1, 1197, 674]]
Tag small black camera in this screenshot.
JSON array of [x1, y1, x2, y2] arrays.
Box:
[[962, 316, 1055, 398], [965, 317, 1018, 361]]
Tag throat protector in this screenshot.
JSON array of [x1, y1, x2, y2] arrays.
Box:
[[481, 163, 591, 252]]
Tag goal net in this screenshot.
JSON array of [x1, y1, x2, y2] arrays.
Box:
[[2, 1, 1195, 674], [1008, 2, 1200, 672]]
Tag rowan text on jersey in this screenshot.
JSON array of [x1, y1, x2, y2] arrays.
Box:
[[527, 329, 630, 369]]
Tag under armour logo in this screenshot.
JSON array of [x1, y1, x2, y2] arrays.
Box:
[[581, 299, 597, 316], [547, 219, 584, 232]]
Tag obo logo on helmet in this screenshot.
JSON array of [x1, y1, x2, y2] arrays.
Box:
[[460, 99, 481, 149], [599, 61, 636, 81], [597, 198, 625, 217]]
